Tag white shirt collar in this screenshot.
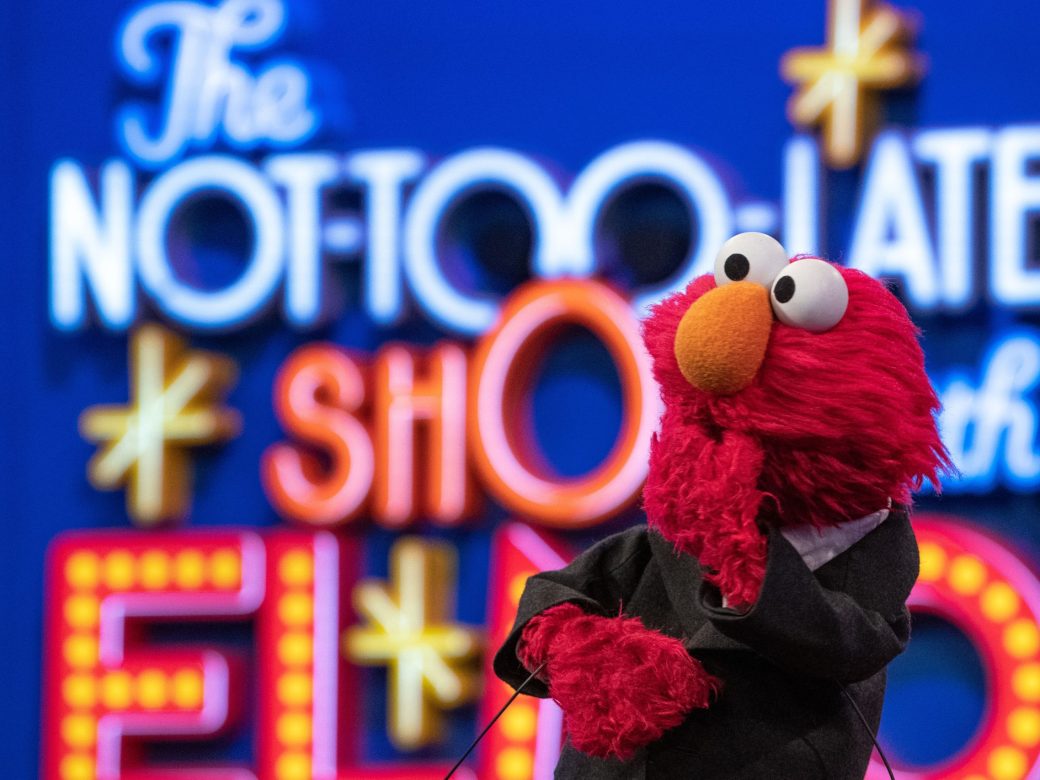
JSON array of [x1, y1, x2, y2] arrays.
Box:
[[779, 503, 891, 571]]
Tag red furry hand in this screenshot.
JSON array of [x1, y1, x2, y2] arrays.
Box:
[[517, 603, 719, 760]]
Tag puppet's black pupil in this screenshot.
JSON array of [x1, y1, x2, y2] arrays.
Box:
[[774, 275, 796, 303], [724, 253, 749, 281]]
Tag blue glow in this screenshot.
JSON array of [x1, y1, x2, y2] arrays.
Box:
[[733, 202, 778, 234], [848, 132, 939, 307], [880, 614, 986, 766], [936, 330, 1040, 493], [49, 159, 135, 331], [396, 142, 737, 334], [991, 126, 1040, 307], [48, 123, 1040, 341], [323, 218, 364, 255], [115, 0, 317, 168], [264, 152, 340, 326], [402, 147, 564, 335], [782, 135, 819, 256], [563, 141, 731, 318], [136, 154, 285, 328], [913, 128, 990, 310], [346, 150, 426, 326]]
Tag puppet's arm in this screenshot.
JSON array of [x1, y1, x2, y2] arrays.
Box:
[[492, 527, 718, 760], [700, 508, 918, 683]]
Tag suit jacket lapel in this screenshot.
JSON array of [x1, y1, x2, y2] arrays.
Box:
[[648, 529, 747, 651]]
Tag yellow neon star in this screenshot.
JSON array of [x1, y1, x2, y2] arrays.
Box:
[[343, 538, 482, 750], [79, 324, 240, 526], [781, 0, 925, 168]]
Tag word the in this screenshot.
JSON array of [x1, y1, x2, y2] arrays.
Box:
[[116, 0, 318, 167]]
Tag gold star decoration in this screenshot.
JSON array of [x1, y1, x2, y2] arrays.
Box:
[[79, 324, 240, 526], [343, 538, 482, 750], [781, 0, 925, 168]]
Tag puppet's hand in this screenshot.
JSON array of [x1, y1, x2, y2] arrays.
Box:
[[517, 603, 718, 760]]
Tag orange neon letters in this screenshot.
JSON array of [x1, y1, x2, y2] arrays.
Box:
[[262, 345, 374, 526], [469, 280, 658, 527], [264, 281, 657, 529], [371, 343, 477, 526]]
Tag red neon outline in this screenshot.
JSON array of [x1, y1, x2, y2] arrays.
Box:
[[42, 531, 263, 780], [866, 515, 1040, 780], [475, 523, 569, 780]]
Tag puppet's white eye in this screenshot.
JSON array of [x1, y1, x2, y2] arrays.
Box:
[[713, 232, 789, 289], [770, 258, 849, 332]]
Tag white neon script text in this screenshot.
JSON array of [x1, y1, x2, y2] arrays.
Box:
[[939, 333, 1040, 492], [117, 0, 317, 166]]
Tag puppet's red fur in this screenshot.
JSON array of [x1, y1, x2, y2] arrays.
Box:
[[516, 260, 950, 759], [518, 603, 719, 759], [642, 266, 951, 605]]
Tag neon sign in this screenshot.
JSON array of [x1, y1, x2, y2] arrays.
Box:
[[73, 295, 1040, 533], [79, 325, 241, 526], [781, 0, 923, 168], [344, 538, 482, 750], [936, 331, 1040, 493], [47, 0, 1040, 498], [48, 143, 740, 333], [866, 516, 1040, 779], [477, 524, 570, 780], [49, 125, 1040, 334], [42, 532, 265, 779], [257, 281, 1038, 525], [43, 517, 1040, 779], [49, 2, 1040, 337], [116, 0, 318, 167], [42, 526, 530, 779], [261, 280, 657, 530], [39, 0, 1040, 775]]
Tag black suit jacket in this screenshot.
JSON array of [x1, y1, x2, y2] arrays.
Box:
[[493, 507, 919, 779]]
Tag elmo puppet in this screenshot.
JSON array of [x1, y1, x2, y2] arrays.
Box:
[[493, 232, 951, 779]]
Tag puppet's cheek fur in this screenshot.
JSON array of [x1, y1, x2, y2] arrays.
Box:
[[644, 424, 769, 607], [519, 603, 720, 759]]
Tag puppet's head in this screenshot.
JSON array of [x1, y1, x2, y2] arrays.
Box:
[[642, 233, 950, 592]]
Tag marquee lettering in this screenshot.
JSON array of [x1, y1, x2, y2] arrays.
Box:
[[42, 518, 1040, 778]]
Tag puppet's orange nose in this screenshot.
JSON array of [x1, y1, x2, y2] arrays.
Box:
[[673, 281, 773, 395]]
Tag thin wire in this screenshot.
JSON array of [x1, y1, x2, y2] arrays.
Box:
[[446, 667, 895, 780], [444, 662, 546, 780], [840, 684, 896, 780]]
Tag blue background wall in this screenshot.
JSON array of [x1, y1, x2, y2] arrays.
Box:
[[2, 0, 1039, 776]]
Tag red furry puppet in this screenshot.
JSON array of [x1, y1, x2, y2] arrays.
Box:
[[493, 232, 951, 779]]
